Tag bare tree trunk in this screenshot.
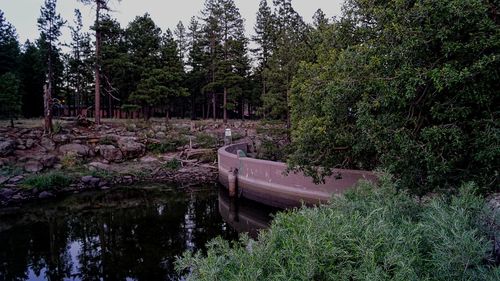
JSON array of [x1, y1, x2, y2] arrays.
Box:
[[223, 87, 227, 123], [94, 1, 102, 125], [212, 92, 216, 121]]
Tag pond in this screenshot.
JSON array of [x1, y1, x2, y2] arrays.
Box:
[[0, 185, 277, 281]]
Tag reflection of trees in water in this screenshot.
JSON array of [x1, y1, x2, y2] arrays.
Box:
[[0, 187, 238, 281]]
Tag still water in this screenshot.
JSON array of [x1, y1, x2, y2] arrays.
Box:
[[0, 185, 276, 281]]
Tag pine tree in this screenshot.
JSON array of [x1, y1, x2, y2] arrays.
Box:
[[200, 0, 249, 122], [0, 73, 21, 127], [37, 0, 65, 133], [174, 21, 188, 66], [252, 0, 274, 118], [187, 17, 207, 119], [0, 10, 20, 76], [19, 41, 45, 117], [68, 9, 94, 116], [78, 0, 121, 124]]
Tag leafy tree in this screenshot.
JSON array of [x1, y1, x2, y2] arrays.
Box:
[[289, 0, 500, 194], [37, 0, 65, 133]]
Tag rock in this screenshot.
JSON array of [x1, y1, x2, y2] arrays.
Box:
[[100, 186, 111, 190], [59, 143, 90, 157], [153, 125, 167, 132], [52, 134, 71, 144], [8, 175, 24, 184], [0, 188, 16, 199], [155, 132, 166, 139], [0, 139, 16, 156], [0, 176, 8, 185], [98, 145, 123, 162], [117, 138, 145, 159], [88, 162, 112, 171], [41, 137, 56, 151], [40, 155, 58, 168], [81, 176, 100, 187], [16, 145, 27, 150], [38, 191, 54, 199], [25, 138, 36, 148], [140, 156, 158, 163], [24, 161, 43, 173]]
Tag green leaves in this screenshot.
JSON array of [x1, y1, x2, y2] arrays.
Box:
[[289, 0, 500, 194], [176, 179, 499, 280]]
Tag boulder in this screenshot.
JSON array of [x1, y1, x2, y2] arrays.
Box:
[[52, 134, 71, 144], [40, 137, 56, 151], [40, 155, 58, 168], [59, 143, 90, 157], [0, 139, 16, 156], [140, 156, 158, 163], [155, 132, 166, 139], [88, 161, 112, 172], [98, 145, 123, 162], [153, 125, 167, 132], [0, 188, 16, 200], [81, 175, 100, 187], [38, 191, 54, 199], [117, 138, 145, 159], [24, 161, 43, 173]]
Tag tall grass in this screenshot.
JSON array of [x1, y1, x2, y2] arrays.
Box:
[[176, 176, 499, 280]]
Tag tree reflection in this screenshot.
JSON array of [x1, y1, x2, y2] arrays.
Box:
[[0, 186, 239, 281]]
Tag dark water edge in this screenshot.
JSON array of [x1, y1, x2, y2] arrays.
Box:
[[0, 184, 277, 281]]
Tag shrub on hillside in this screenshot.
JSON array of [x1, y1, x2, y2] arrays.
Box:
[[176, 177, 499, 280]]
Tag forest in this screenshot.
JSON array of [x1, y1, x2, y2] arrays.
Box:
[[1, 0, 498, 193]]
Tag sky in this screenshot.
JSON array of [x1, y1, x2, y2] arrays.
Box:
[[1, 0, 344, 48]]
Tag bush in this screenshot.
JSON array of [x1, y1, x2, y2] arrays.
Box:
[[195, 133, 218, 148], [23, 172, 73, 189], [162, 158, 181, 171], [176, 177, 499, 280], [147, 135, 188, 153]]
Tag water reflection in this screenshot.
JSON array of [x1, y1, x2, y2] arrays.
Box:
[[217, 189, 278, 239], [0, 186, 240, 281]]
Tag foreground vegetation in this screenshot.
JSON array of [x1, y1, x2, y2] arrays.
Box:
[[176, 177, 499, 280]]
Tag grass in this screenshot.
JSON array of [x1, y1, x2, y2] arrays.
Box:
[[176, 176, 500, 280], [22, 172, 73, 189]]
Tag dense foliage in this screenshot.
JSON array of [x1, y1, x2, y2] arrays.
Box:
[[177, 177, 500, 280], [289, 0, 499, 194]]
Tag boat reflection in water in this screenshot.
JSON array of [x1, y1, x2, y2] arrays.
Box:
[[218, 188, 279, 239]]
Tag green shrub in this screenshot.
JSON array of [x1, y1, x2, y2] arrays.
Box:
[[176, 177, 499, 280], [52, 121, 62, 134], [162, 158, 181, 171], [195, 133, 218, 148], [99, 136, 115, 145], [23, 172, 73, 189], [147, 137, 189, 154], [61, 153, 82, 170]]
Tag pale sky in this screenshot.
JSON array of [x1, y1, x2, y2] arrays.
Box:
[[1, 0, 343, 48]]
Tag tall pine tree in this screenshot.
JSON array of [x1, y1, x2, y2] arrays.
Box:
[[37, 0, 65, 133]]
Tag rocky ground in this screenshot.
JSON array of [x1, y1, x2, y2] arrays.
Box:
[[0, 118, 288, 207]]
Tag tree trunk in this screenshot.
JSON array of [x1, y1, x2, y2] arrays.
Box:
[[212, 92, 216, 121], [223, 87, 227, 123], [94, 2, 102, 125]]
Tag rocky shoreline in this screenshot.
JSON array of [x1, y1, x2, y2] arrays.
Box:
[[0, 119, 269, 208]]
